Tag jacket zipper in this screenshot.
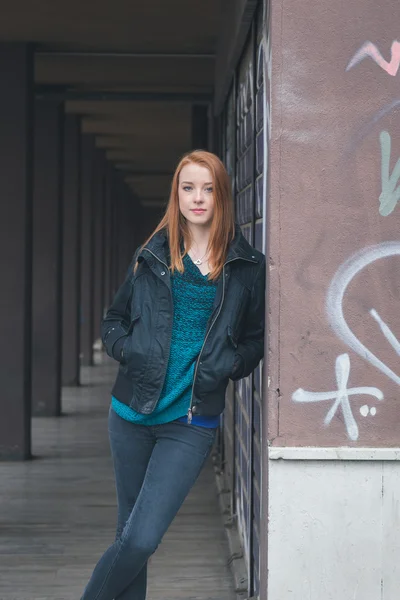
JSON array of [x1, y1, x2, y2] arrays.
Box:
[[187, 256, 257, 424], [141, 248, 174, 410], [140, 248, 257, 423]]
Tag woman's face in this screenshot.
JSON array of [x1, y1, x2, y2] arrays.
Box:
[[178, 163, 215, 228]]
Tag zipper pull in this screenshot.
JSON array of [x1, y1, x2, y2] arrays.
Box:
[[187, 408, 193, 424]]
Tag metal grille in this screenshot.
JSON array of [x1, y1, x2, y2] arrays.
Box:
[[221, 86, 236, 518], [235, 37, 254, 585], [219, 6, 267, 596], [251, 11, 266, 593]]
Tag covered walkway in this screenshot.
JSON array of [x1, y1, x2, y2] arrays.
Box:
[[0, 356, 236, 600], [1, 1, 267, 598]]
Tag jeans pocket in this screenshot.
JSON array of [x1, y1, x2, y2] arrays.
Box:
[[204, 429, 217, 457], [191, 425, 217, 457]]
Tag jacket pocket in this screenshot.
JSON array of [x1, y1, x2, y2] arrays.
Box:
[[227, 326, 245, 380], [121, 314, 141, 364], [227, 325, 238, 349], [223, 326, 237, 377], [224, 284, 250, 342]]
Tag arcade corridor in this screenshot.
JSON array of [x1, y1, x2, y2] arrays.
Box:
[[1, 0, 270, 597], [0, 356, 236, 600]]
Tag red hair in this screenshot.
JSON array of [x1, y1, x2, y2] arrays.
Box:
[[135, 150, 235, 280]]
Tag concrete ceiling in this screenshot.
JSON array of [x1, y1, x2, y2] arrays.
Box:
[[1, 0, 223, 206], [0, 1, 221, 53]]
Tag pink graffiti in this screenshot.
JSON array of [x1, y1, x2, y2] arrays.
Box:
[[346, 40, 400, 76]]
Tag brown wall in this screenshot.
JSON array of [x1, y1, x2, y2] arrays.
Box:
[[268, 0, 400, 446]]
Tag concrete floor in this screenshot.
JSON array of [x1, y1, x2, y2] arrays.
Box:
[[0, 354, 236, 600]]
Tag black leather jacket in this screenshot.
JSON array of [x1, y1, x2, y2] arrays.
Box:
[[102, 225, 266, 421]]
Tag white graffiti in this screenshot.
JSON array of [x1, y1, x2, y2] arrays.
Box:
[[379, 130, 400, 216], [360, 404, 377, 417], [293, 242, 400, 440], [292, 354, 383, 441], [237, 64, 254, 143], [326, 242, 400, 386], [370, 308, 400, 355]]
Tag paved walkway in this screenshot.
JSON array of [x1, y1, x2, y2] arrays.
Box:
[[0, 355, 236, 600]]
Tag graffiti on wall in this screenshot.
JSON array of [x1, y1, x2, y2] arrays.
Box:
[[292, 353, 383, 441], [327, 242, 400, 386], [291, 40, 400, 441], [237, 60, 254, 152], [347, 40, 400, 76], [379, 130, 400, 216], [292, 243, 400, 441]]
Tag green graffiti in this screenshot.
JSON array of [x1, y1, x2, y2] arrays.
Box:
[[379, 130, 400, 216]]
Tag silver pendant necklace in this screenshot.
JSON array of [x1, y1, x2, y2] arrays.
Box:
[[191, 250, 209, 265]]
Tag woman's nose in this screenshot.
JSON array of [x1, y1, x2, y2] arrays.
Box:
[[194, 190, 204, 202]]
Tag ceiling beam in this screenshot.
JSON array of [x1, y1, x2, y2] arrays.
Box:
[[36, 51, 215, 59], [36, 87, 212, 103], [35, 54, 215, 92]]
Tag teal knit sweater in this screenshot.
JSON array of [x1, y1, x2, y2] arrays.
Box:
[[112, 253, 217, 425]]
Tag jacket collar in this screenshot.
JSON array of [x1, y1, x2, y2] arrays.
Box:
[[140, 223, 258, 266], [225, 224, 259, 263]]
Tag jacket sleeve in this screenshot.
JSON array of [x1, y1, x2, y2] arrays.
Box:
[[101, 247, 140, 362], [231, 256, 266, 380]]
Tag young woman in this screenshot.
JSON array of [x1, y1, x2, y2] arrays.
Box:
[[81, 150, 266, 600]]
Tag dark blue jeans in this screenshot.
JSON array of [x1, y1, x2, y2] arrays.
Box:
[[81, 407, 217, 600]]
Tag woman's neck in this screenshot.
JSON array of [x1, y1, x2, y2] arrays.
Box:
[[186, 224, 211, 254]]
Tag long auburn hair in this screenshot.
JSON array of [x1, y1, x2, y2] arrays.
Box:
[[135, 150, 235, 281]]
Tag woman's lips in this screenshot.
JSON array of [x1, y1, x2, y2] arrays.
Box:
[[191, 209, 206, 214]]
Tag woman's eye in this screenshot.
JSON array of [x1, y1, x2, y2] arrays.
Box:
[[183, 186, 192, 192], [205, 187, 213, 193]]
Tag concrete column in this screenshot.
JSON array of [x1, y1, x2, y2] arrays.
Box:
[[109, 171, 119, 298], [103, 164, 113, 310], [31, 99, 64, 416], [116, 177, 126, 286], [100, 165, 108, 315], [119, 185, 131, 282], [80, 135, 95, 366], [62, 115, 81, 386], [0, 44, 34, 459], [112, 179, 138, 289], [116, 183, 124, 285], [93, 151, 106, 350], [191, 105, 209, 150]]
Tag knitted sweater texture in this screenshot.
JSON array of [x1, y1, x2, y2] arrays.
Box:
[[112, 253, 217, 425]]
